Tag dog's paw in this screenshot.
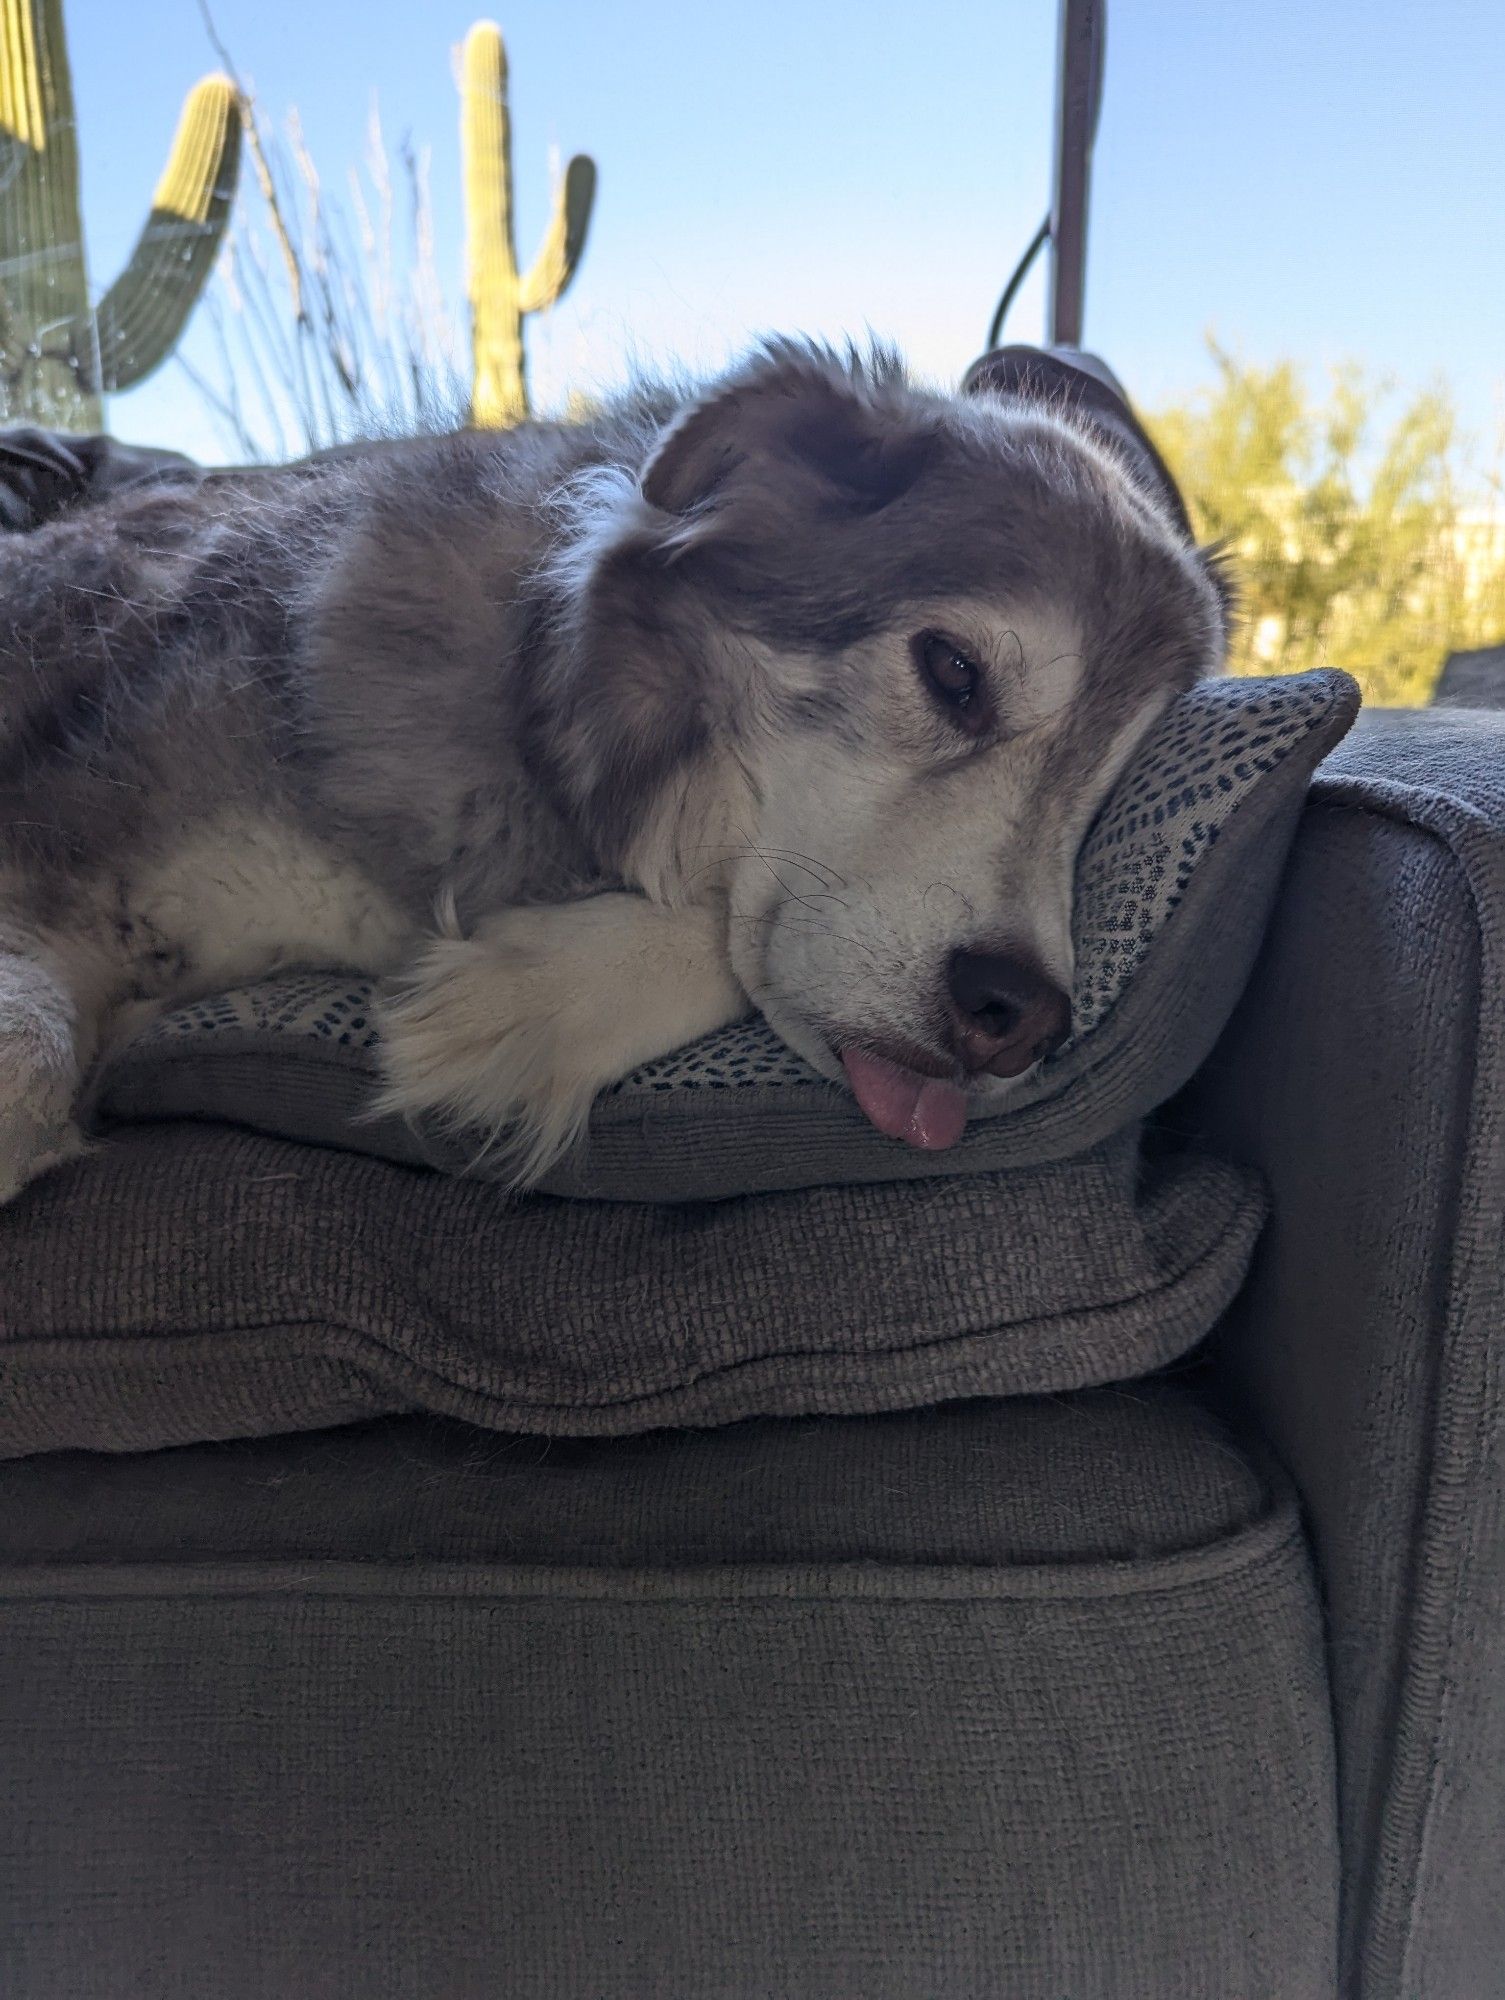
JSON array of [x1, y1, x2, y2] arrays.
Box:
[[373, 895, 747, 1186], [375, 913, 608, 1184]]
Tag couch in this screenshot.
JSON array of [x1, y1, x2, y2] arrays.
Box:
[[0, 704, 1501, 1999]]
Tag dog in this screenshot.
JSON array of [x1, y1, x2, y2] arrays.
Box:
[[0, 340, 1227, 1203]]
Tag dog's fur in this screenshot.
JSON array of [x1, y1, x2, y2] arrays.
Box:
[[0, 341, 1227, 1201]]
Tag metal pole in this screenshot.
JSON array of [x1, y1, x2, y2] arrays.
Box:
[[1047, 0, 1105, 348]]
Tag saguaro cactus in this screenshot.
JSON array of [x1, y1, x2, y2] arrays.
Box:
[[0, 0, 242, 429], [461, 20, 595, 427]]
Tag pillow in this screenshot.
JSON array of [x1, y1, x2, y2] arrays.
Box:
[[96, 669, 1361, 1202], [0, 670, 1356, 1456], [0, 1120, 1263, 1456]]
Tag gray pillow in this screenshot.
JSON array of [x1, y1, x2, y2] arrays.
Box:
[[98, 669, 1361, 1202], [0, 1120, 1263, 1456], [0, 671, 1357, 1456]]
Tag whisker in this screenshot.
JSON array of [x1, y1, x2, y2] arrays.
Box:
[[683, 842, 847, 890], [729, 824, 842, 920]]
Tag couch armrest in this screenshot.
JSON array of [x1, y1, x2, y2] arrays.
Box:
[[1191, 708, 1505, 2000]]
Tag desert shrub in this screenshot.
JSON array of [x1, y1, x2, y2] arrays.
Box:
[[1148, 342, 1505, 704]]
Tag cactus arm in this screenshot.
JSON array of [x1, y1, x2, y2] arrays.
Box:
[[0, 0, 96, 426], [462, 19, 526, 427], [76, 73, 241, 395], [0, 0, 62, 153], [517, 153, 595, 316]]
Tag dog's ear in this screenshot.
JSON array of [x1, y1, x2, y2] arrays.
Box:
[[642, 345, 937, 520]]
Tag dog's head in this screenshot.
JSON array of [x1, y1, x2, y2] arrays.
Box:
[[551, 341, 1227, 1148]]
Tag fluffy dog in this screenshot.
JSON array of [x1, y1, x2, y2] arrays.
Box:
[[0, 341, 1226, 1202]]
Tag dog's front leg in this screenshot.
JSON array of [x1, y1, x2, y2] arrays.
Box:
[[376, 893, 750, 1183]]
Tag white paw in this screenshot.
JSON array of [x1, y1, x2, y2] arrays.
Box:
[[373, 896, 746, 1186], [375, 919, 606, 1184]]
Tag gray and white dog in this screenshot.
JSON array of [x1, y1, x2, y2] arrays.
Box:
[[0, 340, 1226, 1202]]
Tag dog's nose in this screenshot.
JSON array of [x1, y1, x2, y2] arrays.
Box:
[[945, 947, 1072, 1077]]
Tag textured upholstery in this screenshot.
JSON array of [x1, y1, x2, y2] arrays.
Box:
[[0, 1121, 1261, 1454], [0, 1386, 1338, 2000], [1193, 708, 1505, 1997]]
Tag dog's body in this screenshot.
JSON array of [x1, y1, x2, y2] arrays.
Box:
[[0, 343, 1226, 1202]]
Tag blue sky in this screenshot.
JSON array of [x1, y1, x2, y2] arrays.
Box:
[[69, 0, 1505, 468]]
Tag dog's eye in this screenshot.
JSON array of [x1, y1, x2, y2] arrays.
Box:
[[914, 632, 986, 727]]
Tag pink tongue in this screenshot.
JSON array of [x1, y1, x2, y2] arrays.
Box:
[[840, 1049, 970, 1151]]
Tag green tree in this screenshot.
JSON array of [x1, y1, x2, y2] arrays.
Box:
[[1148, 342, 1505, 705]]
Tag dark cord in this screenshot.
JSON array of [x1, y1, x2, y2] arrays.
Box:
[[986, 215, 1050, 350]]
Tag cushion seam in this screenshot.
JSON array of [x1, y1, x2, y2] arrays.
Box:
[[0, 1500, 1307, 1608]]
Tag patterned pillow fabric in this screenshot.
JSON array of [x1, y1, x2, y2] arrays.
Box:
[[97, 669, 1360, 1201]]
